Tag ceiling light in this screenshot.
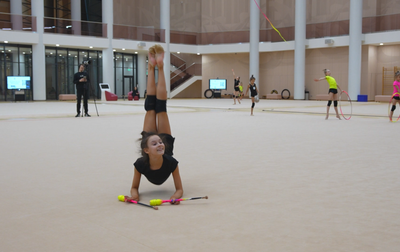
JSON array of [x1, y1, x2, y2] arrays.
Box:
[[380, 43, 383, 45]]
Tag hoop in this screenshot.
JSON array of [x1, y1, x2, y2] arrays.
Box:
[[204, 89, 214, 99], [388, 93, 400, 122], [338, 90, 352, 120], [281, 89, 290, 99]]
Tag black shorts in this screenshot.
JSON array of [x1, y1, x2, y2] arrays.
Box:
[[393, 96, 400, 100], [251, 93, 258, 98], [328, 89, 338, 94], [234, 87, 240, 92]]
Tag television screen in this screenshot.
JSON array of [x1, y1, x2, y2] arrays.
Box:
[[7, 76, 31, 90], [209, 79, 227, 90]]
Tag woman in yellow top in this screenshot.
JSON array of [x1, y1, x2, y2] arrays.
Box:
[[314, 69, 342, 120]]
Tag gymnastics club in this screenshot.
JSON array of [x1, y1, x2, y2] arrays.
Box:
[[118, 195, 158, 210], [149, 196, 208, 206]]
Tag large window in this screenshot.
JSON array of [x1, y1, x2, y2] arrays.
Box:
[[114, 53, 138, 98], [0, 43, 32, 101], [45, 47, 102, 100]]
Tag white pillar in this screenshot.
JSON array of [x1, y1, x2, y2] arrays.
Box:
[[348, 0, 363, 100], [31, 0, 46, 100], [294, 0, 306, 100], [71, 0, 81, 35], [11, 0, 23, 31], [137, 52, 147, 98], [160, 0, 171, 98], [102, 0, 114, 93], [249, 0, 260, 88]]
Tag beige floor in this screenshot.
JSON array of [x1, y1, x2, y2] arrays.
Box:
[[0, 98, 399, 252]]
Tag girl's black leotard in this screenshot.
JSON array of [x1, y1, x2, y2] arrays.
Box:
[[249, 83, 258, 97]]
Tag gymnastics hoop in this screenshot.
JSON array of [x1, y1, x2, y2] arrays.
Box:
[[388, 93, 400, 122], [338, 90, 352, 120], [271, 89, 278, 94], [204, 89, 214, 99], [281, 89, 290, 99]]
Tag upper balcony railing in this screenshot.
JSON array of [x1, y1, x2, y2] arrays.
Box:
[[113, 24, 165, 42], [0, 12, 36, 32], [2, 12, 399, 44], [43, 17, 106, 37]]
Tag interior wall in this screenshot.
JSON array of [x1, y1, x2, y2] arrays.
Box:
[[376, 45, 400, 95], [259, 50, 294, 97], [260, 0, 295, 29], [170, 0, 202, 32], [174, 80, 202, 98], [304, 47, 349, 99], [113, 0, 160, 27], [361, 45, 378, 100], [202, 53, 249, 96]]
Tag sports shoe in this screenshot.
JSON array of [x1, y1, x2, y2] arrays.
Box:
[[84, 113, 91, 117], [75, 113, 80, 117]]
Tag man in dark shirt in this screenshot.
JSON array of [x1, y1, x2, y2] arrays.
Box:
[[73, 64, 90, 117]]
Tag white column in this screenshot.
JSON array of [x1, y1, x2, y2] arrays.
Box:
[[294, 0, 306, 100], [11, 0, 23, 31], [137, 52, 147, 98], [102, 0, 114, 93], [348, 0, 363, 100], [160, 0, 171, 98], [31, 0, 46, 100], [71, 0, 81, 35], [249, 0, 260, 88]]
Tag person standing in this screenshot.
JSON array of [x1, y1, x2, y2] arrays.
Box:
[[245, 75, 259, 116], [232, 69, 241, 105], [314, 69, 341, 120], [389, 71, 400, 121], [73, 64, 90, 117]]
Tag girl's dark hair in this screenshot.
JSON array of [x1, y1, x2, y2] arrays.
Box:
[[138, 131, 158, 165], [250, 75, 255, 81], [395, 71, 400, 77], [323, 69, 328, 74], [138, 131, 169, 165]]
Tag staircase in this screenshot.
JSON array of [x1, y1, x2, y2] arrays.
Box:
[[170, 53, 201, 98]]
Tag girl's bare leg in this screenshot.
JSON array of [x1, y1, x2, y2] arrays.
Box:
[[154, 45, 171, 135], [326, 92, 334, 120], [333, 93, 341, 119], [143, 48, 157, 133], [251, 97, 254, 116]]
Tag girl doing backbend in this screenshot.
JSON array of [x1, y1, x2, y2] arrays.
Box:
[[127, 45, 183, 204], [389, 71, 400, 121], [314, 69, 342, 120], [245, 75, 259, 116]]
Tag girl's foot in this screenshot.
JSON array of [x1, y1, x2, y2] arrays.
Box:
[[325, 115, 329, 120], [336, 115, 341, 120], [148, 47, 156, 68], [154, 44, 165, 68]]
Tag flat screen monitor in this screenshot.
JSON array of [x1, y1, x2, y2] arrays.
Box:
[[209, 79, 227, 90], [7, 76, 31, 90]]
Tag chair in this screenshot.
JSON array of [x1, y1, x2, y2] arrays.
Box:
[[105, 91, 118, 101], [128, 91, 133, 101]]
